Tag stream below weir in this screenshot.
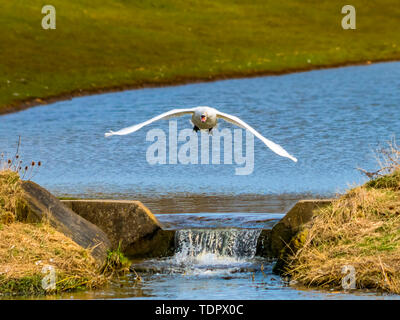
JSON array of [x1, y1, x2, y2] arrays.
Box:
[[12, 213, 400, 300]]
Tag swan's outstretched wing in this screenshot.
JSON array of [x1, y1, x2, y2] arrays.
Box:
[[105, 108, 195, 137], [216, 111, 298, 162]]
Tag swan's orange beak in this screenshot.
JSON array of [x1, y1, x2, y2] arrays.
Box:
[[201, 115, 207, 123]]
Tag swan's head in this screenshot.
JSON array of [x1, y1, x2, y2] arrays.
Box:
[[200, 112, 208, 123]]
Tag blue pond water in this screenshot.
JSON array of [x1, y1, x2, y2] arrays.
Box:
[[1, 62, 400, 201], [1, 62, 400, 299]]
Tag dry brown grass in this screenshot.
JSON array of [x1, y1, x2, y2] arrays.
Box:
[[0, 169, 110, 296], [281, 139, 400, 293], [358, 137, 400, 179], [0, 221, 108, 295], [0, 170, 21, 224], [283, 172, 400, 293]]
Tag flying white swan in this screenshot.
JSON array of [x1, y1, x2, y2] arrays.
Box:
[[105, 106, 298, 162]]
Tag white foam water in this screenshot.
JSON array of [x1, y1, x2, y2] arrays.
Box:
[[173, 228, 262, 266], [132, 228, 263, 277]]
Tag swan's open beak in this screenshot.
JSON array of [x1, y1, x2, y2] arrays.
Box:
[[201, 115, 207, 123]]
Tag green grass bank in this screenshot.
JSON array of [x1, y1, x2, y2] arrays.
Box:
[[1, 0, 400, 114]]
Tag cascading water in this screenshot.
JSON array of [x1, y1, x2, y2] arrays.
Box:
[[165, 228, 263, 277], [133, 228, 264, 275], [174, 228, 261, 265]]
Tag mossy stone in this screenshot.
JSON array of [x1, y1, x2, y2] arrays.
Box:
[[273, 229, 309, 275]]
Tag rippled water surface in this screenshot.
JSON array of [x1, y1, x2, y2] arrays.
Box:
[[1, 62, 400, 299], [1, 62, 400, 206], [156, 212, 284, 229]]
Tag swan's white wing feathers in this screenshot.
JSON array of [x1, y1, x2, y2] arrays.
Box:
[[105, 108, 195, 137], [216, 111, 298, 162]]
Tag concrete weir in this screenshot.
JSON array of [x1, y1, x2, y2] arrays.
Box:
[[256, 199, 333, 258], [15, 180, 332, 266], [18, 181, 112, 266], [61, 198, 333, 260], [61, 199, 175, 258]]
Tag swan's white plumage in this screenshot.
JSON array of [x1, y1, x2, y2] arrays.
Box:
[[216, 111, 298, 162], [105, 106, 298, 162], [104, 108, 195, 137]]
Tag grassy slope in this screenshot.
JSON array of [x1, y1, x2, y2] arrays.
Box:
[[1, 0, 400, 113], [283, 169, 400, 293], [0, 168, 132, 296], [0, 170, 106, 295]]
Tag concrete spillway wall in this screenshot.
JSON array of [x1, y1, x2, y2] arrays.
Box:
[[256, 199, 333, 258], [61, 198, 333, 260], [17, 180, 333, 267], [61, 199, 175, 258]]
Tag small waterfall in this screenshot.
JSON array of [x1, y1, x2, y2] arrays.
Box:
[[132, 228, 263, 275], [174, 228, 261, 264]]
